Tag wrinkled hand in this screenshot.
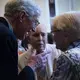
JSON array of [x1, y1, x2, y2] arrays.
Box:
[[27, 52, 49, 71]]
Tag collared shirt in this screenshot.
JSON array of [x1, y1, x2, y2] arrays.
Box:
[[50, 40, 80, 80]]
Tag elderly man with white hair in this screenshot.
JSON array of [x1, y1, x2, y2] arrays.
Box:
[[18, 24, 60, 80]]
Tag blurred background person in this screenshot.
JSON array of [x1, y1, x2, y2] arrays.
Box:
[[18, 39, 25, 55], [47, 33, 54, 44]]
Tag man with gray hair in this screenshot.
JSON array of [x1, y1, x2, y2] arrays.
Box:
[[4, 0, 41, 39], [0, 0, 41, 80]]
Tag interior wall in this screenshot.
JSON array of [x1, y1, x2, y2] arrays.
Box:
[[72, 0, 80, 11], [0, 0, 80, 32], [0, 0, 9, 16], [34, 0, 51, 32], [55, 0, 80, 16]]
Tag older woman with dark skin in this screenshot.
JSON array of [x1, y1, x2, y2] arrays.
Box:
[[50, 12, 80, 80]]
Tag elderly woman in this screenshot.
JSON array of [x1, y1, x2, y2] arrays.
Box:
[[0, 0, 41, 80], [50, 12, 80, 80]]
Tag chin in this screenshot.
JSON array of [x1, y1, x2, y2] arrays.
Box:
[[37, 47, 45, 53]]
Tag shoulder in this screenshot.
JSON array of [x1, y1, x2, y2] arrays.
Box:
[[67, 47, 80, 55], [0, 17, 9, 28], [46, 44, 61, 58], [0, 17, 16, 42], [0, 22, 9, 35], [0, 17, 9, 31], [66, 47, 80, 63], [55, 52, 71, 73], [0, 17, 14, 37]]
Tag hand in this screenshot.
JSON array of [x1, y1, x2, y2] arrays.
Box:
[[27, 52, 49, 71]]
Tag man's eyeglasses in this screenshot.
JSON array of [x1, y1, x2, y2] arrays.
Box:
[[26, 19, 40, 36], [25, 12, 40, 30], [30, 19, 40, 32], [34, 19, 40, 26]]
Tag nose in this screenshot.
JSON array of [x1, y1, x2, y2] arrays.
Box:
[[39, 34, 43, 41]]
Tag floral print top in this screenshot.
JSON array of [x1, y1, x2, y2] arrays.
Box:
[[50, 40, 80, 80]]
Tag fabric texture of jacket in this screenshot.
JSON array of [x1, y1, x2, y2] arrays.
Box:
[[0, 17, 18, 80]]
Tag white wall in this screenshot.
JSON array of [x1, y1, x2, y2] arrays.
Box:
[[0, 0, 9, 16], [55, 0, 80, 16], [72, 0, 80, 11], [34, 0, 51, 32], [55, 0, 72, 15]]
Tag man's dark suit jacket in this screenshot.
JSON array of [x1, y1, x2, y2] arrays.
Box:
[[0, 17, 18, 80], [0, 17, 35, 80], [18, 66, 35, 80]]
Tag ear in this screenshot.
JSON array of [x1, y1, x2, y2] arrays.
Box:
[[19, 11, 26, 22]]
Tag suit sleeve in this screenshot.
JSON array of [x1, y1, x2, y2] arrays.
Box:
[[0, 23, 18, 80], [18, 66, 35, 80]]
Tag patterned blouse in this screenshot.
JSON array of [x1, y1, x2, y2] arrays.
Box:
[[50, 40, 80, 80]]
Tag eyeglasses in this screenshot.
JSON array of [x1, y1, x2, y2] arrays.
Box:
[[34, 19, 40, 26], [29, 18, 40, 32], [25, 19, 40, 34], [25, 12, 40, 31]]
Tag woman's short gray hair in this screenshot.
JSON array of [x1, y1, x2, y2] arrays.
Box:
[[4, 0, 41, 18]]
